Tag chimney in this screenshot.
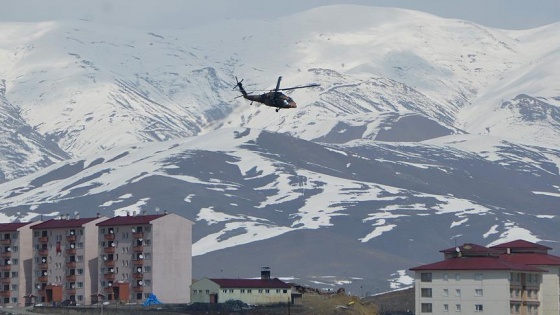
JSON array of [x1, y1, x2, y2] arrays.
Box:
[[96, 212, 101, 218], [261, 267, 271, 280], [66, 214, 70, 220]]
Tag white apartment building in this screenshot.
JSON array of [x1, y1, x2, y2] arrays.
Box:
[[0, 222, 38, 307], [411, 240, 560, 315], [96, 212, 193, 304]]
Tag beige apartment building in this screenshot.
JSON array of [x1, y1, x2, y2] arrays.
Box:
[[96, 212, 193, 303], [30, 215, 107, 305], [411, 240, 560, 315], [0, 222, 38, 307]]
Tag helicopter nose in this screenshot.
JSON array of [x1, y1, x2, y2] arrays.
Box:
[[289, 101, 297, 108]]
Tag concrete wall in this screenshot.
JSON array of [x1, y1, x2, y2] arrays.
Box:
[[539, 265, 560, 315], [152, 213, 193, 303], [190, 278, 220, 303], [17, 222, 37, 306], [414, 270, 512, 315]]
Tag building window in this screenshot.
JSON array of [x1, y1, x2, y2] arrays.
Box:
[[283, 289, 288, 293], [258, 289, 263, 294], [421, 288, 432, 298], [421, 303, 433, 313], [443, 273, 448, 281], [11, 297, 17, 303], [247, 289, 252, 293], [11, 272, 17, 278], [205, 290, 209, 294], [455, 304, 461, 312], [443, 304, 449, 312], [474, 273, 482, 281], [421, 273, 432, 282], [136, 293, 142, 300], [241, 289, 245, 294], [77, 295, 83, 301], [222, 289, 227, 293], [475, 304, 483, 312], [455, 274, 461, 281], [443, 289, 449, 297], [276, 289, 280, 293], [229, 289, 233, 293], [475, 289, 483, 296], [10, 284, 17, 291], [265, 289, 270, 294]]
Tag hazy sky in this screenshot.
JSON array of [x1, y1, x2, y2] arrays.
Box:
[[1, 0, 559, 30]]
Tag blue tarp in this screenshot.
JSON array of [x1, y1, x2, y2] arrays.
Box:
[[143, 293, 162, 306]]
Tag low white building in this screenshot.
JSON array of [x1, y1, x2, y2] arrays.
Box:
[[190, 268, 291, 305]]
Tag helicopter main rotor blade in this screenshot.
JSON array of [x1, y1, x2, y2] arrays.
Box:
[[278, 83, 320, 91], [274, 76, 282, 93]]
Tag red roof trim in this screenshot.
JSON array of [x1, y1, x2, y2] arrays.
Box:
[[0, 222, 38, 232], [410, 257, 546, 272], [31, 217, 100, 229], [97, 214, 166, 226], [209, 278, 291, 289]]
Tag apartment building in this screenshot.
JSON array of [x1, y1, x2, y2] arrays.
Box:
[[30, 215, 107, 305], [410, 240, 560, 315], [96, 212, 193, 303], [0, 222, 38, 307]]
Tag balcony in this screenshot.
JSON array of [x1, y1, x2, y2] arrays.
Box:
[[66, 275, 77, 282], [104, 286, 114, 293], [133, 232, 144, 239], [0, 265, 10, 271], [37, 290, 46, 296], [0, 252, 11, 259], [38, 263, 48, 270], [67, 288, 77, 295], [104, 247, 116, 254], [104, 273, 115, 281], [132, 286, 143, 293], [1, 277, 10, 284], [104, 234, 115, 241], [132, 273, 143, 279], [38, 249, 49, 256], [0, 239, 10, 246], [66, 248, 76, 255], [66, 261, 77, 268], [132, 245, 144, 253], [132, 260, 144, 266], [38, 236, 48, 243], [104, 260, 116, 267], [38, 276, 49, 282], [0, 290, 10, 298], [66, 235, 77, 242]]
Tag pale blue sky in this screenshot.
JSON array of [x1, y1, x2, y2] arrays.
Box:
[[1, 0, 559, 30]]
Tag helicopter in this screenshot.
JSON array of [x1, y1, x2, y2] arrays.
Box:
[[234, 76, 320, 112]]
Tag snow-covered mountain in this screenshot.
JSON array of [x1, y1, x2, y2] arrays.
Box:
[[0, 5, 559, 291]]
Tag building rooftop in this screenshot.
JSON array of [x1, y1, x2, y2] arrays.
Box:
[[491, 239, 552, 251], [0, 222, 38, 232], [31, 217, 100, 229], [97, 214, 167, 226], [209, 278, 291, 289], [410, 256, 547, 272], [440, 243, 500, 256], [498, 253, 560, 266]]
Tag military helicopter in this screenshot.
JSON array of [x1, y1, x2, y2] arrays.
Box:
[[234, 76, 319, 112]]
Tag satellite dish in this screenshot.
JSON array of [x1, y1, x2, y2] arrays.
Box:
[[138, 254, 143, 259], [37, 285, 41, 289], [455, 247, 460, 252], [7, 260, 11, 265], [70, 244, 75, 248], [108, 283, 112, 287], [109, 230, 114, 234], [137, 267, 142, 273], [7, 248, 11, 252], [70, 231, 75, 235], [138, 281, 143, 286], [111, 243, 115, 247], [139, 238, 143, 242], [131, 228, 136, 233], [103, 256, 107, 261], [42, 258, 46, 263]]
